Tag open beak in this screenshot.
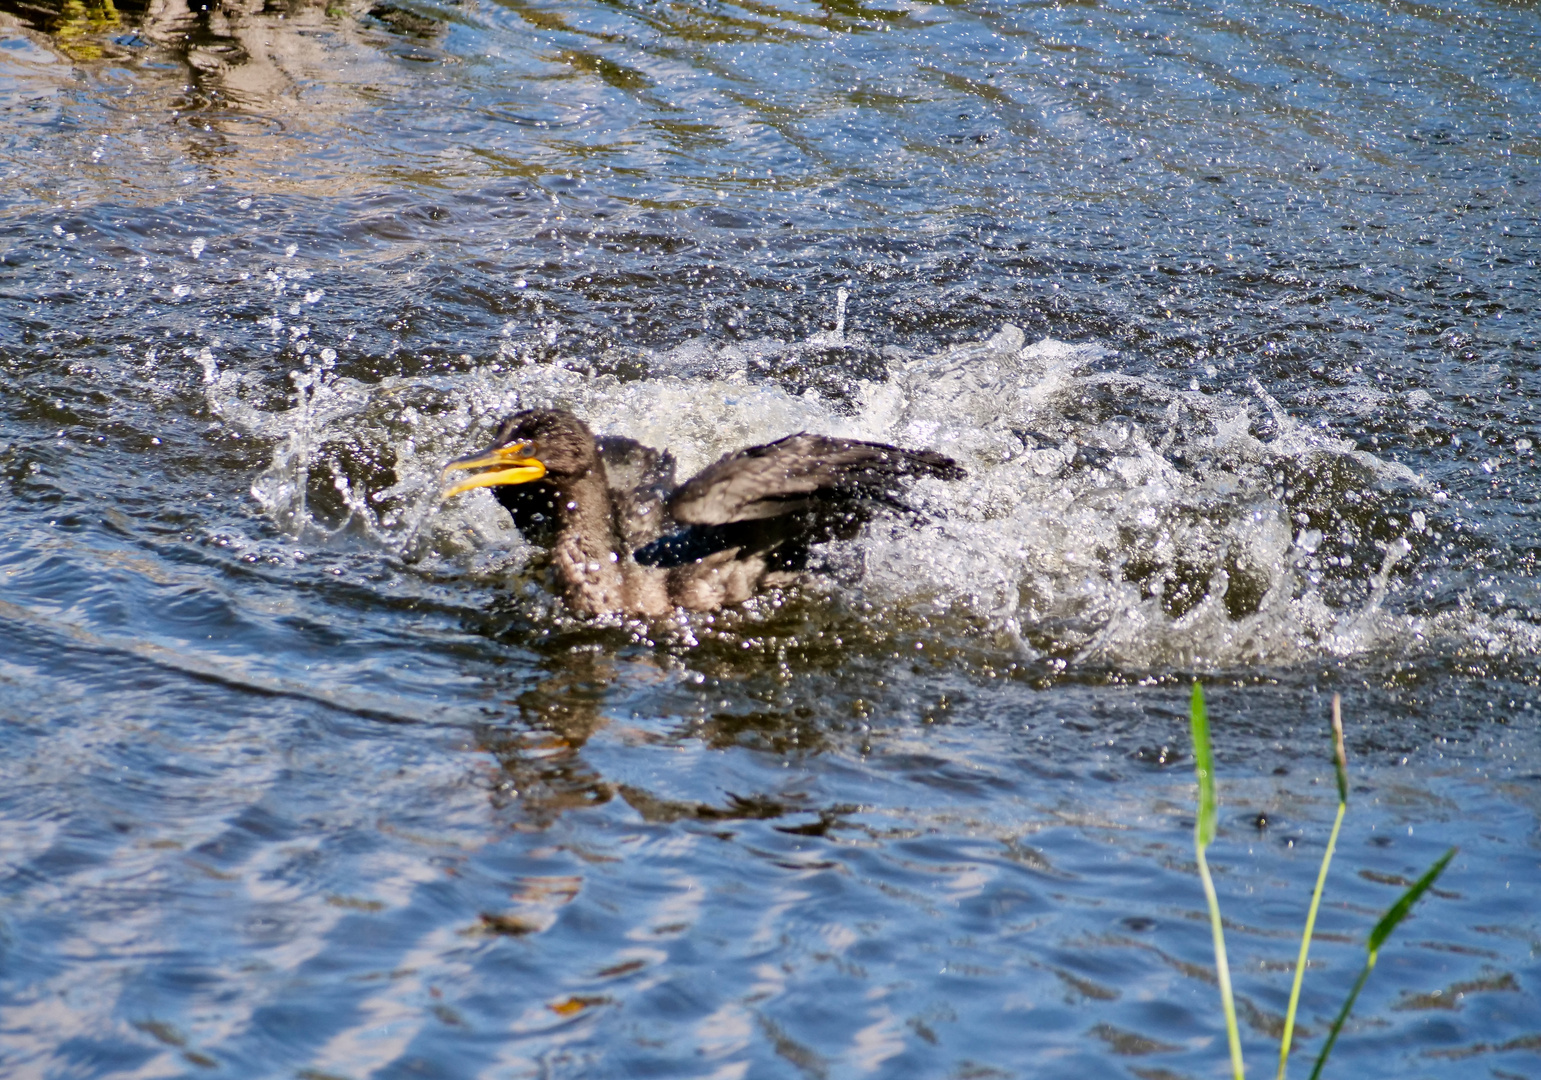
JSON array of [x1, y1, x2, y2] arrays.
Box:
[[440, 442, 547, 498]]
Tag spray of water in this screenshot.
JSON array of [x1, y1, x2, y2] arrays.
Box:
[[205, 314, 1529, 668]]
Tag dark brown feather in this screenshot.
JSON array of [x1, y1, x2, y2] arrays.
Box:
[[667, 434, 966, 525]]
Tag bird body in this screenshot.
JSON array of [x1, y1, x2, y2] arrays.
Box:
[[441, 409, 964, 616]]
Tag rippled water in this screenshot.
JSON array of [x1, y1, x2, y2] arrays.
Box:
[[1, 0, 1539, 1074]]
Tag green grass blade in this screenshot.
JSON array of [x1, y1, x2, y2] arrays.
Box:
[[1191, 682, 1217, 849], [1191, 683, 1244, 1080], [1277, 694, 1349, 1080], [1368, 846, 1456, 951], [1197, 846, 1246, 1080], [1305, 955, 1375, 1080], [1306, 846, 1457, 1080]]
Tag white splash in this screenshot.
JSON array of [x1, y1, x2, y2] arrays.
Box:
[[210, 321, 1468, 669]]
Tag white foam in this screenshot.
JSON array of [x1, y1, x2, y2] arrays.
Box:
[[213, 323, 1459, 668]]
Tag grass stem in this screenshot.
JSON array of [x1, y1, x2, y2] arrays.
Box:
[[1191, 683, 1245, 1080], [1276, 694, 1349, 1080], [1186, 686, 1455, 1080], [1306, 845, 1456, 1080]]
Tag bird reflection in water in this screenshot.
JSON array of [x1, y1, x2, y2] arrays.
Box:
[[469, 627, 850, 832], [474, 644, 619, 825]]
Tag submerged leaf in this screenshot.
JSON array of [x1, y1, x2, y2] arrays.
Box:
[[549, 995, 607, 1017]]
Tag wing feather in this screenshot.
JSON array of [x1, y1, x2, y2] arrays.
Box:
[[632, 434, 963, 569], [596, 435, 677, 548], [667, 434, 962, 526]]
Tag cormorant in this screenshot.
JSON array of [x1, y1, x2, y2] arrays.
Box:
[[440, 409, 965, 615]]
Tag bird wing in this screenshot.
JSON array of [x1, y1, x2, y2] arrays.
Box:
[[596, 435, 678, 548], [632, 435, 963, 569], [666, 434, 963, 525]]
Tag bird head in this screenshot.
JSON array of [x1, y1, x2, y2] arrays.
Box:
[[440, 409, 598, 498]]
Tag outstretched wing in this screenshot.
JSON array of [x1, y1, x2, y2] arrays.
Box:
[[669, 434, 963, 524], [633, 434, 963, 568]]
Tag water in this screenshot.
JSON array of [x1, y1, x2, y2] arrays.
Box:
[[1, 0, 1539, 1074]]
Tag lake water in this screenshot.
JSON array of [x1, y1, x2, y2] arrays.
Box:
[[1, 0, 1538, 1075]]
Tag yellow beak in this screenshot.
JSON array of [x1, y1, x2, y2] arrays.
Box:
[[440, 442, 547, 498]]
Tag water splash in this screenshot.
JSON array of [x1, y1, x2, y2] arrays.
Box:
[[209, 320, 1483, 669]]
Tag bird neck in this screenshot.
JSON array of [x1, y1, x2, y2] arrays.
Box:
[[550, 465, 629, 615]]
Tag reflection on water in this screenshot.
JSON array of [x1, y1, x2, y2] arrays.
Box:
[[1, 0, 1539, 1074]]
